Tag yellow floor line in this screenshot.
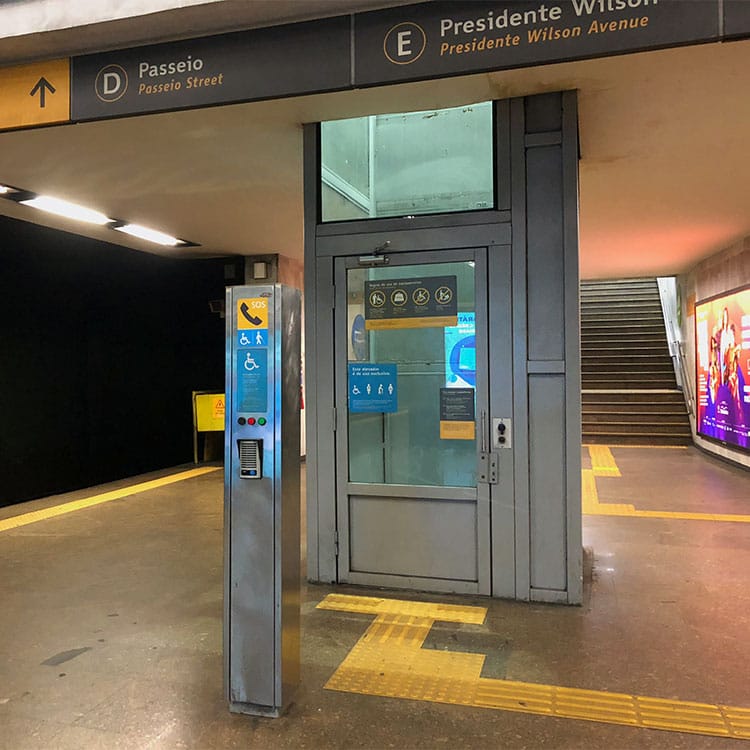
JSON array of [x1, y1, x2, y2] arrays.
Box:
[[618, 509, 750, 523], [583, 444, 689, 450], [0, 467, 221, 533], [318, 594, 750, 741], [583, 447, 750, 523]]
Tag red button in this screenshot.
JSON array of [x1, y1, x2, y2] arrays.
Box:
[[248, 417, 256, 425]]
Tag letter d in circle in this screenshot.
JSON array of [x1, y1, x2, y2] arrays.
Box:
[[103, 72, 121, 95], [95, 64, 128, 103]]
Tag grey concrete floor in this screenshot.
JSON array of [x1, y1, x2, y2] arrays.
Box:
[[0, 448, 748, 749]]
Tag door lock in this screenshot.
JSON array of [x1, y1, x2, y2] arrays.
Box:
[[492, 418, 512, 449]]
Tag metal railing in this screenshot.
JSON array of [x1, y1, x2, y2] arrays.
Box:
[[675, 340, 695, 418], [656, 276, 694, 419]]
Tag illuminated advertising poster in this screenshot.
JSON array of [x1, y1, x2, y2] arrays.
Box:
[[695, 286, 750, 451], [444, 312, 476, 388]]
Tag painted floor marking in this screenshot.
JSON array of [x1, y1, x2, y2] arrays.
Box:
[[583, 444, 689, 450], [0, 467, 221, 533], [318, 594, 750, 740], [588, 445, 621, 477], [583, 447, 750, 523]]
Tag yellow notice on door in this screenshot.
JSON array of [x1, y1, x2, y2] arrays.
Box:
[[439, 388, 475, 440], [440, 421, 475, 440], [237, 298, 269, 329], [0, 59, 70, 132], [366, 315, 458, 330]]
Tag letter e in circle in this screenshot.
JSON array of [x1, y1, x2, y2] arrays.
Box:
[[383, 22, 427, 65]]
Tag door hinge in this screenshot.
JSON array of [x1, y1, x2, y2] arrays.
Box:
[[478, 451, 499, 485], [332, 407, 337, 431], [334, 530, 339, 556]]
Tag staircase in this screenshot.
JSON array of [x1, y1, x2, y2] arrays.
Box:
[[580, 278, 692, 446]]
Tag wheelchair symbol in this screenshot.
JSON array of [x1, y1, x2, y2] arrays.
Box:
[[240, 333, 251, 346], [244, 353, 260, 372]]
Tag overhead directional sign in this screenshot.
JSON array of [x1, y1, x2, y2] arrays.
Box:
[[71, 17, 350, 122], [724, 0, 750, 38], [0, 2, 747, 133], [0, 59, 70, 132], [354, 0, 720, 87]]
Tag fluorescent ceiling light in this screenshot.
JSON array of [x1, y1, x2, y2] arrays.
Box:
[[20, 195, 112, 225], [114, 223, 181, 246], [0, 185, 11, 194]]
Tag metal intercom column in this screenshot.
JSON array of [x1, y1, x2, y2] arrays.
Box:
[[224, 284, 301, 717]]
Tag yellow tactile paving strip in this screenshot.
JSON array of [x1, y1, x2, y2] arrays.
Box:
[[317, 593, 487, 624], [319, 594, 750, 740], [582, 447, 750, 523], [0, 467, 221, 533], [588, 445, 622, 477]]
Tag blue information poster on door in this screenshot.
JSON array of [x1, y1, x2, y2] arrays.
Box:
[[444, 312, 476, 388], [348, 363, 397, 413]]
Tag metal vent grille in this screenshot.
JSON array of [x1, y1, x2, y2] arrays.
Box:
[[240, 442, 258, 470], [238, 440, 261, 478]]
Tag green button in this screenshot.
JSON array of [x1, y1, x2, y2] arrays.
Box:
[[258, 418, 267, 426]]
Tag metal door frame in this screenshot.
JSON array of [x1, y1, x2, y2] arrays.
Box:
[[305, 93, 581, 603], [333, 246, 493, 595]]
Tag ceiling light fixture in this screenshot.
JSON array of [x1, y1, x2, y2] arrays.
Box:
[[4, 183, 197, 247], [114, 223, 182, 246], [20, 195, 112, 225]]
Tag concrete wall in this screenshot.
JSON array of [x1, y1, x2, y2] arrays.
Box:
[[679, 237, 750, 468]]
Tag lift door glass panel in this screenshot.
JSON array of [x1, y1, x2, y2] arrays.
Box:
[[346, 260, 477, 488]]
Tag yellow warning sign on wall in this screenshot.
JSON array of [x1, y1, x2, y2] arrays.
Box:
[[0, 59, 70, 132], [212, 397, 225, 421], [195, 393, 225, 432]]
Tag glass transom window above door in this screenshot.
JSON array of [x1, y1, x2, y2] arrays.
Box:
[[346, 260, 479, 488], [320, 102, 495, 222]]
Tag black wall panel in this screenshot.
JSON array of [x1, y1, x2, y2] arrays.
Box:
[[0, 216, 227, 507]]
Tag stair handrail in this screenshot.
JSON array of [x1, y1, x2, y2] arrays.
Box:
[[675, 339, 695, 418], [656, 277, 695, 419], [668, 312, 695, 417]]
